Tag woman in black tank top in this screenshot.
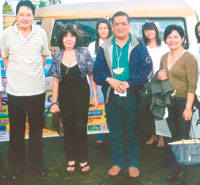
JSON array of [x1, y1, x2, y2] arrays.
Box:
[[50, 25, 99, 173]]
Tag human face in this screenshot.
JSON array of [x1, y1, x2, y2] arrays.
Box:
[[144, 29, 156, 41], [112, 15, 130, 40], [16, 6, 34, 30], [98, 23, 109, 40], [166, 30, 184, 50], [63, 32, 76, 49], [197, 25, 200, 38]]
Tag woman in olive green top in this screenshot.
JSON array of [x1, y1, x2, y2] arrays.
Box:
[[158, 25, 198, 184]]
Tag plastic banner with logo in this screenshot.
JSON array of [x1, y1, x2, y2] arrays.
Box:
[[0, 58, 108, 142]]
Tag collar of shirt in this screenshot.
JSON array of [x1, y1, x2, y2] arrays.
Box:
[[99, 38, 104, 46], [13, 23, 36, 42], [111, 34, 131, 48]]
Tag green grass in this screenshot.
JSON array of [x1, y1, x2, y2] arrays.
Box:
[[0, 135, 200, 185]]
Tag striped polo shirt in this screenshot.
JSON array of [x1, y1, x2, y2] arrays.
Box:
[[1, 23, 50, 96]]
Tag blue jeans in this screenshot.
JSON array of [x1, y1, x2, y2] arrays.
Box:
[[105, 90, 138, 168]]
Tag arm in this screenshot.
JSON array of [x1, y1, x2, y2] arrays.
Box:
[[93, 47, 112, 86], [158, 55, 168, 81], [93, 47, 126, 92], [42, 56, 47, 67], [127, 41, 153, 87], [1, 30, 9, 69], [183, 93, 195, 121], [50, 77, 60, 113], [183, 55, 198, 121], [84, 49, 99, 108], [89, 73, 99, 109], [3, 57, 8, 70]]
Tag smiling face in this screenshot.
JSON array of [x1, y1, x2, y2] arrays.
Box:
[[16, 6, 34, 30], [63, 32, 76, 49], [112, 15, 130, 40], [144, 29, 156, 41], [98, 23, 109, 40], [166, 30, 184, 50]]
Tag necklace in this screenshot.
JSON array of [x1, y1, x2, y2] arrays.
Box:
[[113, 45, 124, 75]]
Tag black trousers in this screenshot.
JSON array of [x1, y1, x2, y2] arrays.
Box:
[[59, 85, 90, 163], [167, 97, 191, 141], [7, 93, 45, 171], [163, 97, 191, 168]]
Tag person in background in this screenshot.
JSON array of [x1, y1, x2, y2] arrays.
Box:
[[189, 22, 200, 98], [93, 11, 152, 178], [158, 25, 197, 185], [1, 0, 49, 181], [142, 22, 169, 147], [50, 25, 99, 173], [88, 18, 112, 144]]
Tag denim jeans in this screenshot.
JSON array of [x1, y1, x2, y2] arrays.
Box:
[[105, 90, 138, 168]]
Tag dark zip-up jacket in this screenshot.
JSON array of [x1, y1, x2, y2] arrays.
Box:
[[93, 34, 153, 103]]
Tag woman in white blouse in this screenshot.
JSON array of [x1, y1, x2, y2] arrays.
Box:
[[189, 22, 200, 97], [88, 18, 112, 143], [142, 22, 169, 147]]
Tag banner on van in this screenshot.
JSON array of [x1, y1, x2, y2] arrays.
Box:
[[0, 58, 108, 142]]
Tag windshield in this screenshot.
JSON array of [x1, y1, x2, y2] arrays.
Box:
[[51, 17, 187, 49]]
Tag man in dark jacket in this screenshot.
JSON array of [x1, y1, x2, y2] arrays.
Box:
[[93, 11, 152, 178]]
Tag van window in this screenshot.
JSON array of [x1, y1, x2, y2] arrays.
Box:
[[34, 19, 42, 26], [51, 19, 98, 47], [129, 18, 188, 49], [51, 18, 188, 49]]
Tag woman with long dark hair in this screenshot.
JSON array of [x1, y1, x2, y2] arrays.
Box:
[[189, 22, 200, 97], [88, 18, 112, 143], [142, 22, 169, 147], [88, 18, 112, 59]]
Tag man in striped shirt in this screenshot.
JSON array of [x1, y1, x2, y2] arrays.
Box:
[[1, 0, 49, 181]]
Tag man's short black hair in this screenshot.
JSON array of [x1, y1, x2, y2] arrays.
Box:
[[112, 11, 130, 24], [16, 0, 35, 16]]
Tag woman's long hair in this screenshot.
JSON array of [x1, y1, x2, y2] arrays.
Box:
[[195, 22, 200, 44], [95, 18, 112, 54], [142, 22, 161, 47]]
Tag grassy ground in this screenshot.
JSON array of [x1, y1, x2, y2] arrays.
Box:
[[0, 134, 200, 185]]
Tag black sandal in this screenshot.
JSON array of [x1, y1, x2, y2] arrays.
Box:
[[80, 163, 90, 173], [66, 164, 75, 173]]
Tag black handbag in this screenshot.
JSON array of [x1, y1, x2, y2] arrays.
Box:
[[169, 125, 200, 167], [43, 104, 64, 136]]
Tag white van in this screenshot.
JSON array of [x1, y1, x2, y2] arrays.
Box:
[[35, 0, 198, 51]]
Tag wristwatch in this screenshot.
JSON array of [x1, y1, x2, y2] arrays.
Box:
[[106, 77, 111, 82]]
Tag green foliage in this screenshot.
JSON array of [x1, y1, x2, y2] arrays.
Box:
[[3, 4, 13, 14], [38, 0, 47, 8]]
